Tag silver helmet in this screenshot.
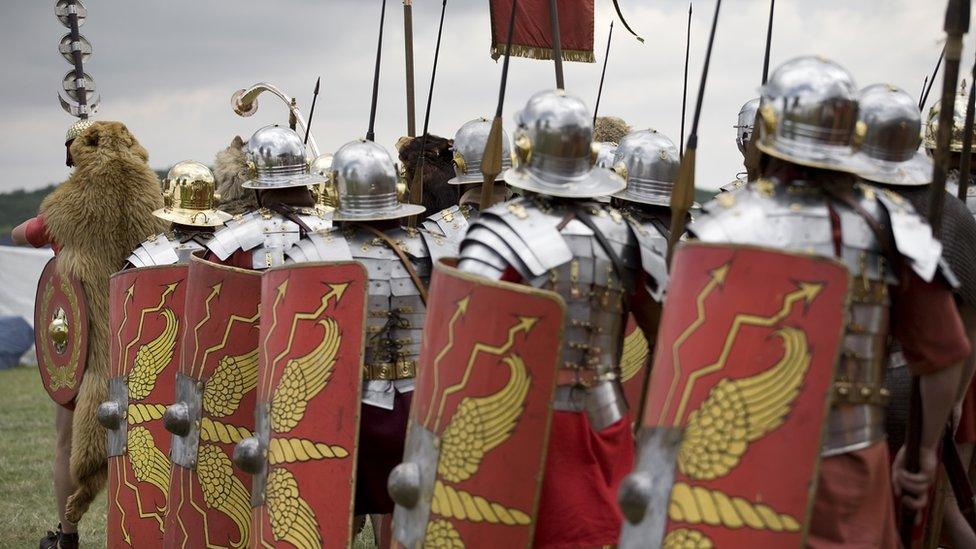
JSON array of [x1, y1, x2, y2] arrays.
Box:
[[923, 81, 972, 152], [756, 56, 869, 174], [331, 139, 426, 221], [449, 117, 513, 185], [611, 129, 679, 206], [735, 98, 760, 156], [856, 84, 931, 187], [506, 89, 625, 198], [241, 125, 326, 190]]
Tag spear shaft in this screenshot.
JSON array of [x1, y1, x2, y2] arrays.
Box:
[[680, 3, 692, 158], [366, 0, 388, 142], [480, 0, 519, 210], [593, 21, 614, 126]]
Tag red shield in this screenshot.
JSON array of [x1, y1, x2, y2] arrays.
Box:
[[622, 242, 849, 548], [250, 262, 368, 548], [162, 255, 261, 549], [391, 259, 565, 548], [106, 265, 187, 547], [34, 257, 89, 407]]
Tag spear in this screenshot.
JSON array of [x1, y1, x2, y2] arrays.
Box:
[[366, 0, 388, 142], [920, 45, 947, 111], [761, 0, 776, 85], [303, 77, 320, 145], [549, 0, 565, 89], [667, 0, 722, 265], [958, 72, 976, 200], [919, 75, 929, 107], [407, 0, 448, 227], [902, 0, 970, 545], [680, 3, 692, 158], [403, 0, 417, 137], [480, 0, 519, 210], [593, 21, 614, 126]]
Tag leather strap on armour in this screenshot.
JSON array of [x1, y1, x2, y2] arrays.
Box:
[[351, 223, 429, 305]]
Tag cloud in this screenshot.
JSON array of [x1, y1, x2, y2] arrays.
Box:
[[0, 0, 960, 193]]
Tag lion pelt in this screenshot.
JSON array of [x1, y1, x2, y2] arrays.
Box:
[[40, 121, 166, 523], [214, 135, 258, 215], [398, 133, 458, 213], [594, 116, 631, 145]]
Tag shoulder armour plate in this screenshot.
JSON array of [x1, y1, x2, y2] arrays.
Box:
[[626, 217, 669, 301], [126, 233, 180, 267], [478, 198, 573, 276], [874, 187, 944, 283]]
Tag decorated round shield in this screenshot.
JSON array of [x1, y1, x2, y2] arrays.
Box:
[[34, 256, 89, 407]]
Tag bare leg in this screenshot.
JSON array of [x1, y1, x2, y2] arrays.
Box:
[[943, 442, 976, 548], [54, 405, 77, 535], [371, 514, 392, 548]]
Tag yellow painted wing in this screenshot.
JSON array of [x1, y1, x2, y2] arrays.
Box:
[[620, 325, 649, 383], [128, 308, 178, 400], [126, 426, 171, 495], [437, 354, 530, 483], [266, 468, 322, 549], [203, 348, 258, 417], [196, 444, 251, 547], [679, 327, 810, 480], [271, 318, 341, 433]]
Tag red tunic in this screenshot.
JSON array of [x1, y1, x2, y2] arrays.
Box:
[[809, 271, 970, 548]]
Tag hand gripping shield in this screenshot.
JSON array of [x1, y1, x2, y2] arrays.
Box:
[[389, 259, 565, 548], [233, 262, 367, 548], [34, 257, 89, 407], [101, 265, 188, 547], [618, 243, 850, 548], [162, 253, 261, 548]]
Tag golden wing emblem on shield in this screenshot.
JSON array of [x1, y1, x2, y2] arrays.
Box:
[[266, 468, 323, 549], [127, 426, 170, 496], [270, 317, 341, 433], [620, 326, 649, 383], [203, 348, 259, 418], [196, 444, 251, 548], [127, 308, 179, 400]]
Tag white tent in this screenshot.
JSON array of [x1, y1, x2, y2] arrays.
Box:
[[0, 245, 54, 366]]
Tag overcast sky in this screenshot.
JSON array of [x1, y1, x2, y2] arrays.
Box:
[[0, 0, 965, 193]]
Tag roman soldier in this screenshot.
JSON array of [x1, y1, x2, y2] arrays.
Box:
[[858, 83, 976, 548], [389, 89, 668, 548], [125, 161, 232, 268], [721, 97, 759, 193], [14, 120, 164, 549], [448, 117, 514, 211], [610, 129, 680, 239], [161, 125, 331, 548], [688, 56, 968, 547]]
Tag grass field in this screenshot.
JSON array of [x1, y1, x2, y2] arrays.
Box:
[[0, 365, 376, 547], [0, 366, 107, 547]]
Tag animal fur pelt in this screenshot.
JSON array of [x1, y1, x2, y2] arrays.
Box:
[[214, 135, 258, 215], [594, 116, 631, 145], [398, 133, 459, 213], [40, 121, 166, 524]]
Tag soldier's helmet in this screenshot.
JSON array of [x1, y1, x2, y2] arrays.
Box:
[[923, 81, 973, 153], [735, 98, 760, 156], [756, 56, 869, 174], [330, 139, 426, 221], [241, 125, 326, 189], [611, 129, 680, 207], [449, 117, 513, 185], [309, 153, 338, 209], [154, 161, 233, 227], [64, 119, 95, 145], [505, 89, 625, 198], [856, 84, 931, 187]]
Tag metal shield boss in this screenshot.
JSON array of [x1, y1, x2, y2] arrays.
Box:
[[235, 262, 367, 548], [390, 259, 565, 548], [162, 254, 261, 548], [102, 265, 187, 547], [618, 242, 849, 548], [34, 257, 89, 407]]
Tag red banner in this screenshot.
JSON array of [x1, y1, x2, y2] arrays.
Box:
[[490, 0, 595, 62]]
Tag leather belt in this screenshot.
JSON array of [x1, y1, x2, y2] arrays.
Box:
[[555, 368, 602, 387], [363, 360, 416, 381]]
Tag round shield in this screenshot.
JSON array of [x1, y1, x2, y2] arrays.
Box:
[[34, 257, 89, 407], [55, 0, 88, 28], [58, 33, 92, 64]]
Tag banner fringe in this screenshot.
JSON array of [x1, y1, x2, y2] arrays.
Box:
[[490, 44, 595, 63]]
